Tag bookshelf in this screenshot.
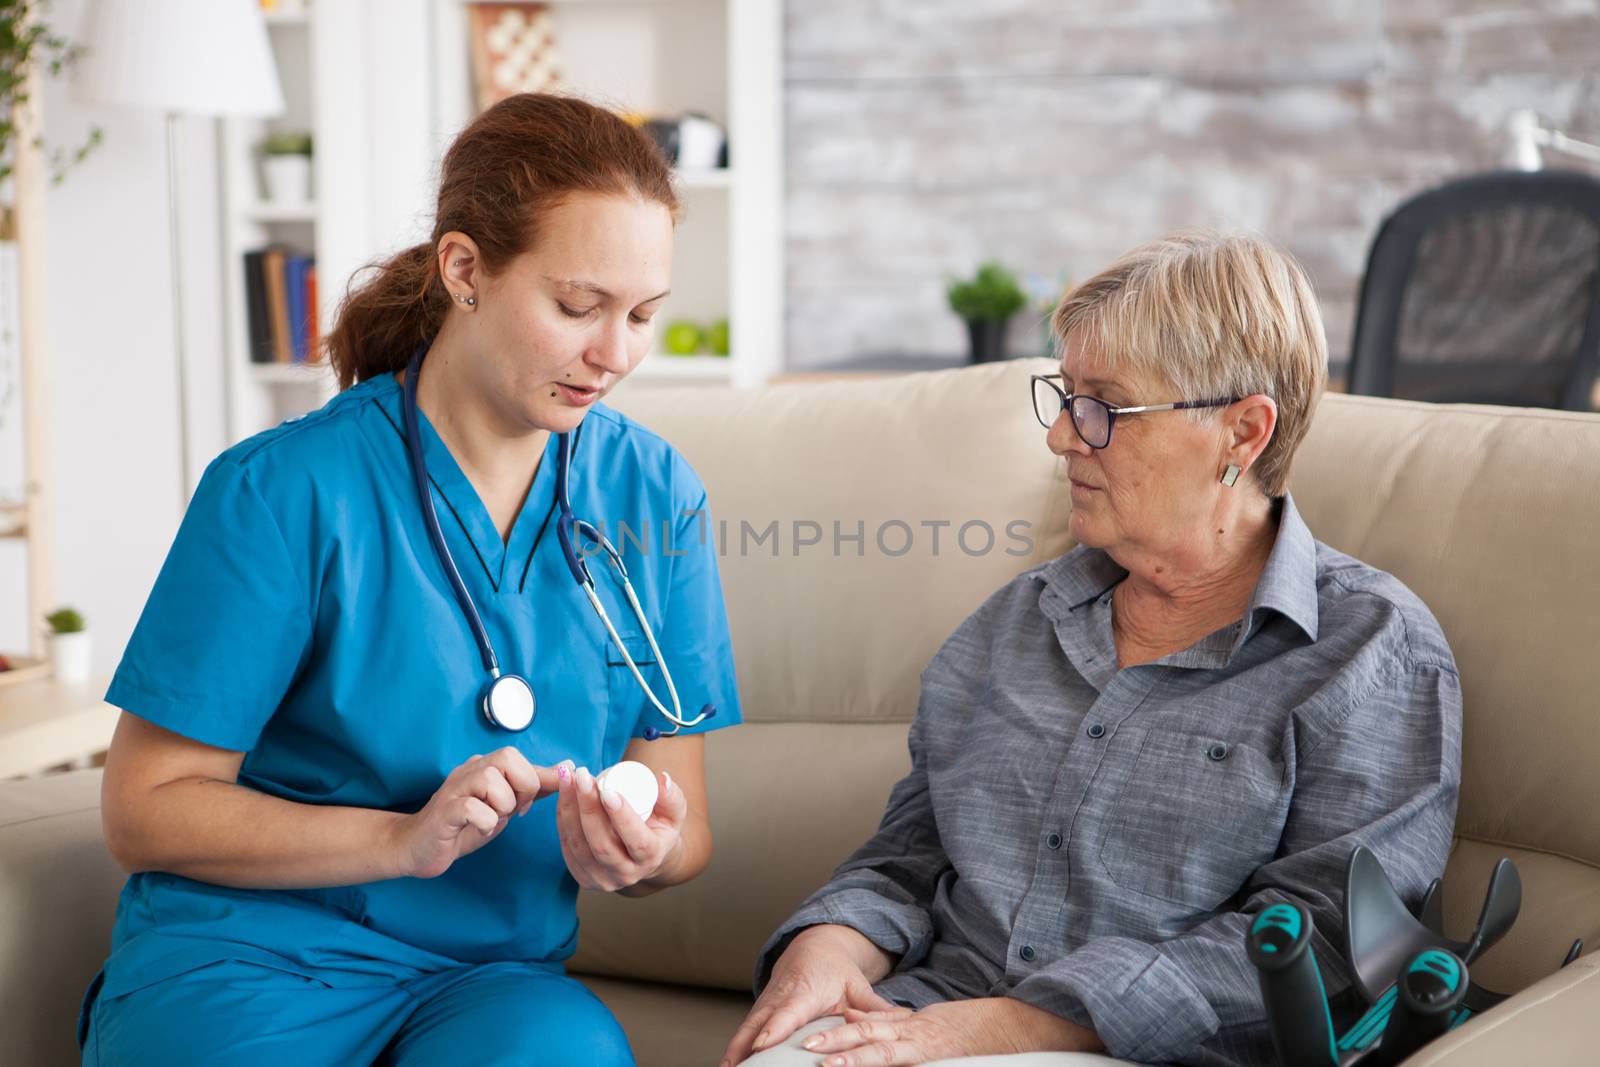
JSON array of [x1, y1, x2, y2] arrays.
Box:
[[217, 0, 784, 450], [431, 0, 785, 390], [218, 7, 339, 442]]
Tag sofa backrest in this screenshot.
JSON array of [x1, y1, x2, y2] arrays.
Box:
[[579, 359, 1600, 995]]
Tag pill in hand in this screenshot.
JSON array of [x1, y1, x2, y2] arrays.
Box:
[[594, 760, 659, 817]]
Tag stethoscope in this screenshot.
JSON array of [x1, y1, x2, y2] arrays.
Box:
[[402, 344, 715, 738]]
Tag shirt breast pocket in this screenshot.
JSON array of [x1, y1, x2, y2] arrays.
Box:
[[1098, 728, 1289, 913], [602, 632, 658, 765]]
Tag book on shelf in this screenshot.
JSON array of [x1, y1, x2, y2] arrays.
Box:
[[244, 246, 319, 365], [264, 249, 290, 364], [306, 263, 319, 363]]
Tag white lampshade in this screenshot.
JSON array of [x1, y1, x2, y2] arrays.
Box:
[[76, 0, 284, 117]]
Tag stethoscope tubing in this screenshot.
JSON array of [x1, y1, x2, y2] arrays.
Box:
[[403, 344, 710, 736], [403, 350, 502, 679]]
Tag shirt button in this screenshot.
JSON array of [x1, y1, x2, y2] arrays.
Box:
[[1020, 945, 1037, 962], [1046, 831, 1062, 850], [1087, 723, 1106, 739], [1208, 743, 1230, 761]]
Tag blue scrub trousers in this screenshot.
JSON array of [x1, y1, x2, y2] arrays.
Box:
[[80, 959, 634, 1066]]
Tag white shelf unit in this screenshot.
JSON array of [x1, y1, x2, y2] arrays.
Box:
[[219, 13, 327, 441], [431, 0, 784, 390], [218, 6, 378, 444]]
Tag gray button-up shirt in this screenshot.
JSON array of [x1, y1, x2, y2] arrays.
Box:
[[756, 496, 1462, 1067]]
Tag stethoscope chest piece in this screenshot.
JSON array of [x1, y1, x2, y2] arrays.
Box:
[[482, 673, 536, 732]]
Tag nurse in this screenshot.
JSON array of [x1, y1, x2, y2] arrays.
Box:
[[80, 93, 741, 1066]]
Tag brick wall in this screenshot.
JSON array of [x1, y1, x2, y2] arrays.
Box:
[[783, 0, 1600, 369]]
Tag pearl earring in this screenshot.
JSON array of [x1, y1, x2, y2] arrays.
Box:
[[454, 293, 476, 307]]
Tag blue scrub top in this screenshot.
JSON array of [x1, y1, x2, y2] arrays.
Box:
[[97, 372, 742, 998]]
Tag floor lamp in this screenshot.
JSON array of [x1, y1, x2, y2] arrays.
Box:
[[76, 0, 284, 501]]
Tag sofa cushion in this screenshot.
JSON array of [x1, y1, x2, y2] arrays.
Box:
[[574, 721, 911, 991], [577, 973, 751, 1067], [608, 360, 1077, 727]]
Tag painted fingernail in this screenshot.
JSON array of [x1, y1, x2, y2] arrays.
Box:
[[558, 765, 570, 783], [802, 1035, 822, 1050], [601, 786, 622, 811]]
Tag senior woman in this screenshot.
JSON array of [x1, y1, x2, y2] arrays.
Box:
[[722, 232, 1461, 1067]]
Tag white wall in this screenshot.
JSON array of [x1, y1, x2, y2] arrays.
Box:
[[0, 0, 448, 673], [0, 0, 229, 671]]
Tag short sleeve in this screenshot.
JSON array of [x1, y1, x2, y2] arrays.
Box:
[[624, 459, 742, 740], [106, 457, 313, 752]]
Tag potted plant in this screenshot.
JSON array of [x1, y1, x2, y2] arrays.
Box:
[[1023, 271, 1072, 359], [2, 0, 102, 456], [947, 261, 1027, 364], [1, 0, 103, 197], [261, 130, 313, 204], [43, 606, 89, 683]]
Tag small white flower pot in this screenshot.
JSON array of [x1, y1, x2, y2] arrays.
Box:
[[263, 155, 312, 204], [49, 631, 92, 685]]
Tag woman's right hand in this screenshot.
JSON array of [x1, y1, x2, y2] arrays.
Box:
[[721, 924, 899, 1067], [389, 748, 561, 879]]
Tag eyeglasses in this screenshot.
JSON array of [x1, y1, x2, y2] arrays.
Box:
[[1030, 374, 1241, 449]]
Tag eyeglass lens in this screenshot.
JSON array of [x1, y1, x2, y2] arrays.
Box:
[[1033, 378, 1112, 448], [1070, 396, 1110, 447]]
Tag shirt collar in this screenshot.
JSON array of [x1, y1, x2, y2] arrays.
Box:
[[1031, 492, 1320, 653], [1242, 493, 1320, 645]]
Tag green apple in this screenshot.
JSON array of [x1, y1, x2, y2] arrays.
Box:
[[663, 320, 704, 355], [708, 318, 731, 356]]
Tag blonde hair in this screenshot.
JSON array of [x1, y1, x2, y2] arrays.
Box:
[[1051, 231, 1328, 497]]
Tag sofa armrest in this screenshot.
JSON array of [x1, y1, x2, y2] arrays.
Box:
[[1401, 956, 1600, 1066], [0, 769, 125, 1067]]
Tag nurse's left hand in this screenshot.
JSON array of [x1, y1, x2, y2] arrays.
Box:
[[554, 761, 688, 892]]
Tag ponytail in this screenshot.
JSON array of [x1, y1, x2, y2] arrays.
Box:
[[325, 243, 448, 389]]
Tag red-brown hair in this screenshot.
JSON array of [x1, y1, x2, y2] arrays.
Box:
[[325, 93, 679, 388]]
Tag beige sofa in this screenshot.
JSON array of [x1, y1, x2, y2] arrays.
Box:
[[3, 360, 1599, 1066]]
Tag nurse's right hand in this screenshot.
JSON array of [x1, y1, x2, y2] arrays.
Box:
[[720, 924, 899, 1067], [391, 748, 561, 879]]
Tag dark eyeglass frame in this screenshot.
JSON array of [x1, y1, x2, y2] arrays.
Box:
[[1030, 374, 1242, 449]]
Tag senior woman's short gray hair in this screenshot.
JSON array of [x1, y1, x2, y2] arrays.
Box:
[[1051, 231, 1329, 498]]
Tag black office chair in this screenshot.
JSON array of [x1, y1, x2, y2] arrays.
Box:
[[1348, 169, 1600, 410]]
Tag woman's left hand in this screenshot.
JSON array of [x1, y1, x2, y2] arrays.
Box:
[[554, 762, 687, 892], [799, 997, 1101, 1066]]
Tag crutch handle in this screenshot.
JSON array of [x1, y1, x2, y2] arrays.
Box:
[[1374, 948, 1468, 1065], [1247, 902, 1342, 1067]]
